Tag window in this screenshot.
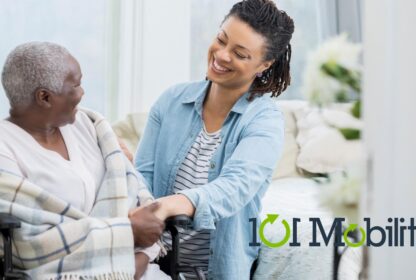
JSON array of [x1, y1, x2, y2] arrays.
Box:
[[0, 0, 344, 119], [0, 0, 191, 121], [0, 0, 108, 118]]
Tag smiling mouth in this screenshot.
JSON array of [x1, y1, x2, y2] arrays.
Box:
[[212, 59, 231, 73]]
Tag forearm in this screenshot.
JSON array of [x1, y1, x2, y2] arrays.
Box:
[[134, 252, 149, 280], [155, 194, 195, 220]]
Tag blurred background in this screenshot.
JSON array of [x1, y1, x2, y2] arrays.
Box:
[[0, 0, 361, 121]]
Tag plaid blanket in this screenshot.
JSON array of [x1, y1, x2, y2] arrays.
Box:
[[0, 109, 153, 279]]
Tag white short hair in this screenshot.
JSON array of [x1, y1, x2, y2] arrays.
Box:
[[1, 42, 72, 107]]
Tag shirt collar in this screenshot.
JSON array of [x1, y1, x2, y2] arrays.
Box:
[[181, 80, 252, 115]]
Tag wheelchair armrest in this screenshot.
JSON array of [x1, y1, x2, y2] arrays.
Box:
[[165, 215, 203, 280], [0, 213, 24, 279], [165, 215, 192, 230], [0, 213, 21, 230]]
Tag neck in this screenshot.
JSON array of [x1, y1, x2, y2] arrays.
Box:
[[204, 82, 250, 116], [8, 107, 59, 143]]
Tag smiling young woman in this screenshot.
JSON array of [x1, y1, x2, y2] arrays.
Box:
[[135, 0, 295, 279]]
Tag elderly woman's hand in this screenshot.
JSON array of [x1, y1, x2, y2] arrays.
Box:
[[129, 202, 165, 247], [134, 252, 149, 280]]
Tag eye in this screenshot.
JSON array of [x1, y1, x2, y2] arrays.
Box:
[[235, 52, 248, 59], [217, 37, 226, 45]]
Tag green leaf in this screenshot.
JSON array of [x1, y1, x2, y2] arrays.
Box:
[[321, 61, 362, 93], [336, 90, 348, 102], [351, 100, 361, 118], [339, 128, 361, 140]]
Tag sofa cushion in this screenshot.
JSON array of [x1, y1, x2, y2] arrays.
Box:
[[112, 112, 147, 154]]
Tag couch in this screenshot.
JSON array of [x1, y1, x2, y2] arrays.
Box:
[[113, 100, 363, 280]]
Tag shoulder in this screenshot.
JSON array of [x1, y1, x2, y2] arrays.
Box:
[[73, 110, 96, 129], [68, 109, 99, 141], [0, 121, 18, 163], [0, 120, 20, 146], [244, 95, 284, 124], [155, 80, 209, 106]]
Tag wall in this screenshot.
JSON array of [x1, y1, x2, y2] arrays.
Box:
[[363, 0, 416, 279]]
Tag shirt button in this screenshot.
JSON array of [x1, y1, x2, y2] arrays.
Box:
[[210, 249, 213, 255], [210, 162, 215, 169]]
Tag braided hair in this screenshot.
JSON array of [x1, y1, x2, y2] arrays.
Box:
[[224, 0, 295, 100]]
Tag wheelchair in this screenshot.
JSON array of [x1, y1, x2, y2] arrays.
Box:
[[0, 213, 205, 280]]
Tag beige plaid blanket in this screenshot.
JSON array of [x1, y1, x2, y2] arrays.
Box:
[[0, 109, 153, 279]]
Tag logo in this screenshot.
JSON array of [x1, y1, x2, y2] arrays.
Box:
[[259, 214, 291, 248], [249, 215, 416, 248]]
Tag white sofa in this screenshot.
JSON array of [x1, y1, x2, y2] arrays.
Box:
[[113, 100, 363, 280]]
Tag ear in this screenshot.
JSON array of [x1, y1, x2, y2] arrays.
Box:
[[34, 89, 53, 108], [262, 59, 275, 72], [256, 59, 275, 75]]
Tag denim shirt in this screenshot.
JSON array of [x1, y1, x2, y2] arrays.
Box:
[[135, 80, 284, 280]]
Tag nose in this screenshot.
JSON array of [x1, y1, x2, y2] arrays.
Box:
[[216, 48, 231, 63], [77, 87, 85, 101]]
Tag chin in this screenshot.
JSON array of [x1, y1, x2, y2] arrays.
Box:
[[206, 71, 235, 87], [70, 113, 78, 124], [65, 111, 78, 125]]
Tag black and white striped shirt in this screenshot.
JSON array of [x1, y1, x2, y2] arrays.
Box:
[[163, 126, 222, 279]]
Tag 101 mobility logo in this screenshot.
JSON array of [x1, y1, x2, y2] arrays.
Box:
[[249, 215, 416, 247]]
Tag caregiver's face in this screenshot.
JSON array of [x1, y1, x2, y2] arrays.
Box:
[[206, 16, 271, 89]]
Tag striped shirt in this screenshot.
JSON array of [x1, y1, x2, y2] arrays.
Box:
[[163, 126, 222, 279]]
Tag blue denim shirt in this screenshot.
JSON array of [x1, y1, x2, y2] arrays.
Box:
[[135, 80, 284, 280]]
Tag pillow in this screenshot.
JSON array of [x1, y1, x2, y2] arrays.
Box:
[[112, 112, 148, 154], [294, 104, 364, 174]]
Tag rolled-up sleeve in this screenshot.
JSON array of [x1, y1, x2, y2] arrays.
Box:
[[178, 108, 284, 230]]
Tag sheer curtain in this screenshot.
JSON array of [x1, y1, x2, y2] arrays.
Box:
[[0, 1, 363, 119], [0, 0, 109, 119], [318, 0, 362, 42]]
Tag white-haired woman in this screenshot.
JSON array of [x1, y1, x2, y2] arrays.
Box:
[[0, 42, 167, 279]]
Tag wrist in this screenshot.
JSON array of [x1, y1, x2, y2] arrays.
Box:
[[154, 197, 170, 220]]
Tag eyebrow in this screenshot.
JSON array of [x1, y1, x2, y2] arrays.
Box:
[[220, 30, 251, 53]]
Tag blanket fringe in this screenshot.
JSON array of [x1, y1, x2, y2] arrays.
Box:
[[50, 271, 134, 280]]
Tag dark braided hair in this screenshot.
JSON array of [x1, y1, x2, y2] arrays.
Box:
[[224, 0, 295, 100]]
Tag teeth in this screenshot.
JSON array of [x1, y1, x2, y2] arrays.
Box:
[[213, 60, 229, 72]]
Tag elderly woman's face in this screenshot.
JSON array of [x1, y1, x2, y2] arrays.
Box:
[[49, 55, 84, 126], [206, 16, 272, 90]]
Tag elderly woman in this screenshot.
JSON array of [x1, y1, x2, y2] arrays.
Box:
[[0, 42, 168, 279], [134, 0, 295, 279]]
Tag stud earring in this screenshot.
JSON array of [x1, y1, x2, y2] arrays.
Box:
[[256, 72, 263, 78]]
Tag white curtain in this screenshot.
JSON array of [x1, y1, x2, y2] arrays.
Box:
[[0, 0, 109, 119], [317, 0, 362, 42]]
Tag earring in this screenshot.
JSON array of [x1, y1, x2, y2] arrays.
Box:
[[256, 72, 263, 78]]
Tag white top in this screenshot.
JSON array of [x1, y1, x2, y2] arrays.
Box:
[[0, 111, 106, 214], [163, 126, 222, 279]]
